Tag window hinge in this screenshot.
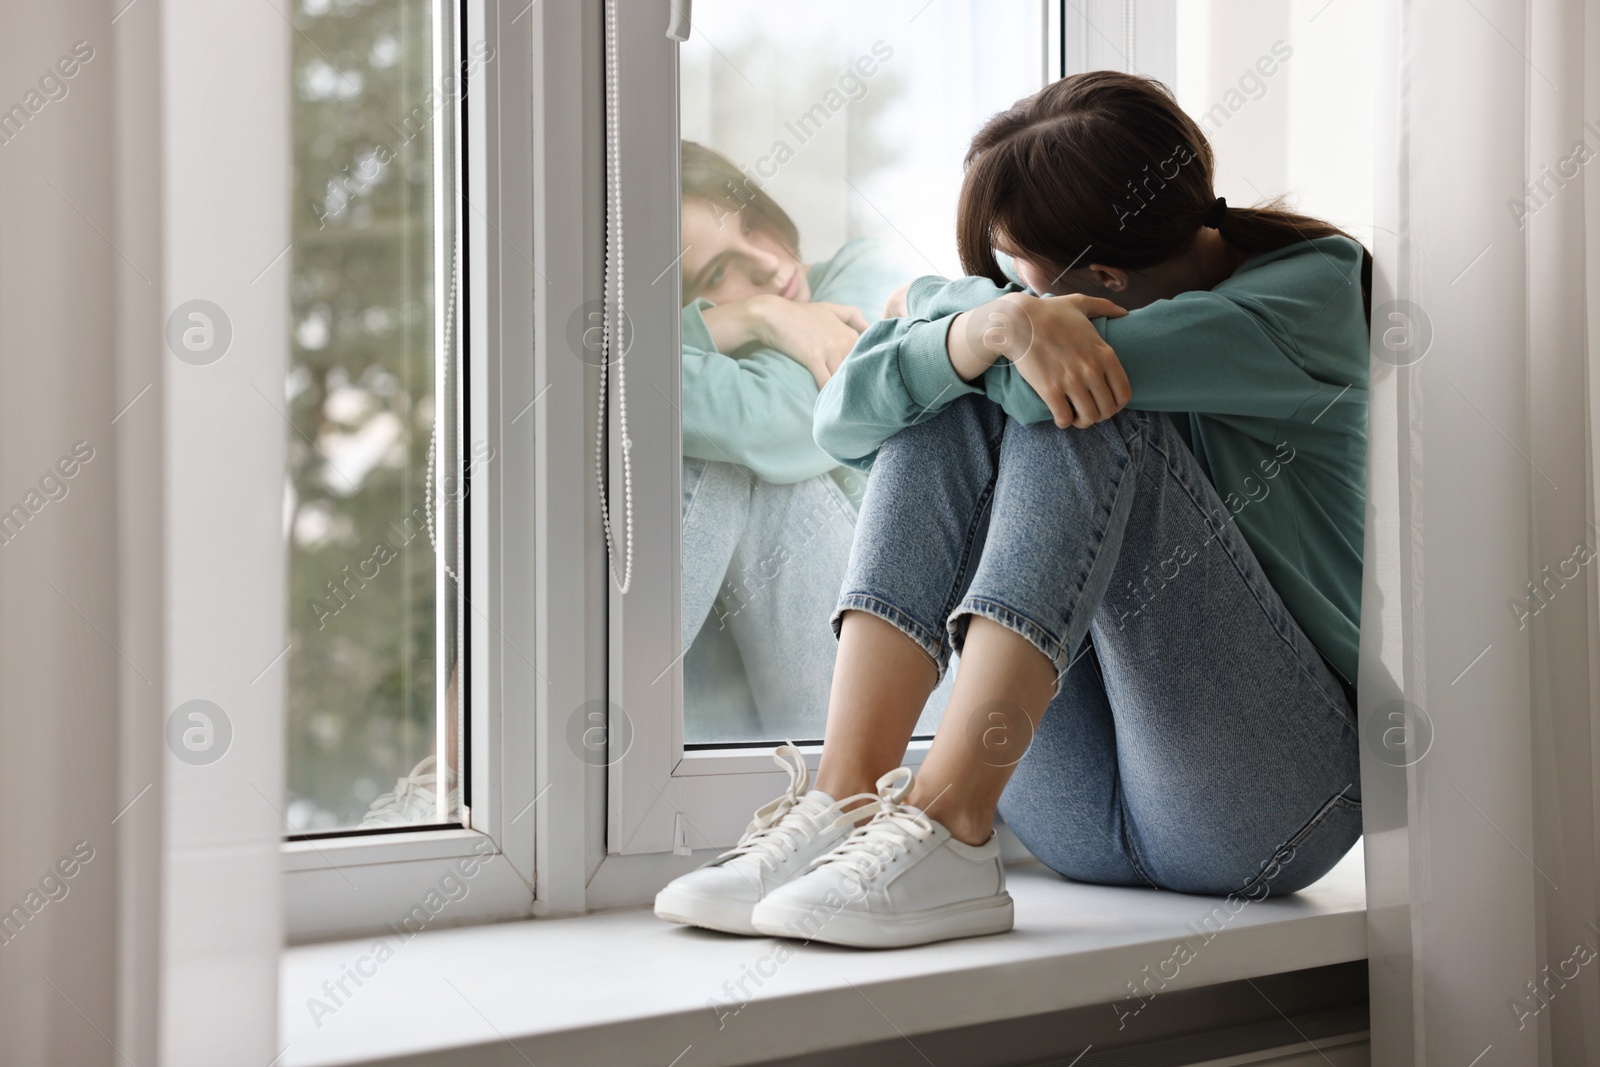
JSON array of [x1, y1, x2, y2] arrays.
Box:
[[673, 812, 693, 856], [666, 0, 691, 42]]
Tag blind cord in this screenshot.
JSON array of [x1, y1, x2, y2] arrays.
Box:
[[597, 0, 634, 594], [426, 245, 461, 588]]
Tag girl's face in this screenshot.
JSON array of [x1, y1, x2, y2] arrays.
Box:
[[1001, 248, 1065, 299], [680, 198, 809, 305]]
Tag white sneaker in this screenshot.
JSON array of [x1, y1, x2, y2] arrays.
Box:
[[750, 766, 1014, 949], [655, 745, 871, 935], [359, 755, 462, 828]]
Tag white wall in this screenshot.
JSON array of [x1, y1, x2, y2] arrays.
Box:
[[0, 4, 138, 1063], [0, 1, 288, 1062], [1175, 0, 1376, 239]]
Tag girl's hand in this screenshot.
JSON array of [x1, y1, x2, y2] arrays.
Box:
[[882, 282, 911, 320], [746, 295, 868, 389], [957, 292, 1131, 429]]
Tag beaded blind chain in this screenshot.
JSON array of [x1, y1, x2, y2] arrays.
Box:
[[596, 0, 634, 594], [425, 246, 461, 588]]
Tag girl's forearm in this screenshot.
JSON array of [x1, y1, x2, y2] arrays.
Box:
[[947, 295, 1028, 380], [699, 301, 759, 354]]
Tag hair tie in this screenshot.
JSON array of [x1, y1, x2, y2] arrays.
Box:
[[1203, 196, 1228, 229]]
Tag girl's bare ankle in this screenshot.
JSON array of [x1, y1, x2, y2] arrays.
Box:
[[814, 777, 874, 802], [937, 811, 996, 847], [909, 788, 994, 846]]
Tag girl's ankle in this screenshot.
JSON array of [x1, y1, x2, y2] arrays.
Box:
[[908, 786, 995, 846], [935, 811, 996, 848]]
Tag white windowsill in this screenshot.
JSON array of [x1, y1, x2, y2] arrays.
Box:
[[280, 849, 1366, 1067]]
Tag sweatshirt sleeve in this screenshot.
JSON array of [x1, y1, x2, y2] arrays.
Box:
[[982, 236, 1366, 422], [814, 241, 1362, 467], [1094, 241, 1364, 418], [681, 300, 841, 484], [812, 274, 1050, 468], [981, 290, 1328, 421]]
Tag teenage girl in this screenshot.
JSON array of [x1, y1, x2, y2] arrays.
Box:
[[657, 72, 1369, 948]]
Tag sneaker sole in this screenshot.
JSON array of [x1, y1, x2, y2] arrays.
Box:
[[750, 892, 1014, 949], [654, 885, 761, 936]]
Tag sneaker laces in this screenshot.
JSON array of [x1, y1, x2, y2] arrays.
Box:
[[715, 744, 875, 873], [362, 755, 459, 825], [810, 767, 935, 880]]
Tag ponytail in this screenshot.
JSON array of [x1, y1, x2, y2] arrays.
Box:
[[1215, 199, 1373, 323]]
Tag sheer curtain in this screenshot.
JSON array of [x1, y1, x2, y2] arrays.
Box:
[[1363, 0, 1600, 1063]]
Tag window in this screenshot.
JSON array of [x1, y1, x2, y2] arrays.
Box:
[[282, 0, 537, 941], [284, 0, 464, 835]]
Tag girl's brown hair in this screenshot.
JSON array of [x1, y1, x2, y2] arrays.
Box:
[[956, 71, 1371, 319], [680, 140, 801, 258]]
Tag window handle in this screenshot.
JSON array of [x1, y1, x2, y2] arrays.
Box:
[[666, 0, 691, 42]]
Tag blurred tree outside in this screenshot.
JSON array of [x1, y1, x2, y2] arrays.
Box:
[[286, 0, 444, 832]]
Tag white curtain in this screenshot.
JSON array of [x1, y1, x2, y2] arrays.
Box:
[[1363, 0, 1600, 1063]]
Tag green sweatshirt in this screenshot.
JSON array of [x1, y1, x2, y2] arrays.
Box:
[[813, 235, 1368, 689], [680, 236, 906, 505]]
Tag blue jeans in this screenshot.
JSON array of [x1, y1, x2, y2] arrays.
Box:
[[832, 396, 1362, 897]]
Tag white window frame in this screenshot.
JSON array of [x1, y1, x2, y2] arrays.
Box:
[[1061, 0, 1176, 84], [284, 0, 542, 942], [599, 0, 890, 864]]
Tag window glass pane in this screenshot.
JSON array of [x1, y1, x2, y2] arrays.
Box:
[[284, 0, 463, 832], [678, 0, 1048, 745]]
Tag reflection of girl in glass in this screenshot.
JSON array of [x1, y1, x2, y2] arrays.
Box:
[[676, 141, 931, 743]]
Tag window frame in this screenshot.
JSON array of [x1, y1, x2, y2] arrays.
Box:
[[283, 0, 541, 942], [1060, 0, 1176, 84]]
